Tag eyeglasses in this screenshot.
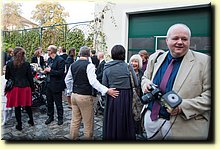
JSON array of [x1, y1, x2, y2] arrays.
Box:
[[47, 50, 51, 52]]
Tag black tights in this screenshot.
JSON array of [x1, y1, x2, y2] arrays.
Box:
[[14, 106, 33, 126]]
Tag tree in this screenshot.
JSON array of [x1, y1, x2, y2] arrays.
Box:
[[2, 2, 23, 30], [31, 1, 69, 27]]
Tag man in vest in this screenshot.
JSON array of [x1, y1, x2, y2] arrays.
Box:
[[65, 46, 119, 140]]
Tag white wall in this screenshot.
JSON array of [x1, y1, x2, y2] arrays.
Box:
[[94, 0, 210, 60]]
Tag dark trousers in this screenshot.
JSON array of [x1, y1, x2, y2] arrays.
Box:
[[46, 87, 63, 120], [15, 106, 33, 126]]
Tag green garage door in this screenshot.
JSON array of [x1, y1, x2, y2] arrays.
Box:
[[128, 4, 211, 59]]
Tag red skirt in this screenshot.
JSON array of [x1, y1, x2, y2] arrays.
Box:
[[6, 86, 32, 108]]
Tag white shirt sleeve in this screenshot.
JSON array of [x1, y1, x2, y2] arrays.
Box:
[[87, 63, 108, 96], [64, 66, 73, 94]]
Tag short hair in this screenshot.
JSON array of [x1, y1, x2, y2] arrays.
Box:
[[129, 54, 143, 69], [91, 50, 96, 55], [166, 23, 191, 38], [48, 45, 57, 54], [138, 50, 148, 59], [111, 45, 125, 60], [35, 47, 42, 51], [79, 46, 90, 57], [34, 50, 41, 57], [62, 48, 66, 53]]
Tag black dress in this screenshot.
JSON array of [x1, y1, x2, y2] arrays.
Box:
[[103, 89, 136, 140]]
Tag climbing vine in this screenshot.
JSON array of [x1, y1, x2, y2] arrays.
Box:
[[90, 2, 117, 59]]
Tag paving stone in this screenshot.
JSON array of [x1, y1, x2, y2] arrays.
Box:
[[1, 101, 104, 141], [1, 100, 147, 141]]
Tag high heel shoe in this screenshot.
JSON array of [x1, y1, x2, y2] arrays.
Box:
[[15, 125, 22, 131], [28, 120, 34, 126]]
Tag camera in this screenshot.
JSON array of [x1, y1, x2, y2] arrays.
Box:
[[141, 84, 163, 104], [161, 91, 182, 111], [141, 84, 182, 111]]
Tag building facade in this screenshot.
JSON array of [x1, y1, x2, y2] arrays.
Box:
[[94, 0, 211, 61]]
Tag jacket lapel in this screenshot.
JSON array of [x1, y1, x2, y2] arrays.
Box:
[[173, 50, 195, 93], [151, 52, 168, 80]]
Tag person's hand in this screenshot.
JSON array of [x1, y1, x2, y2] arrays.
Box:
[[107, 88, 119, 98], [167, 106, 182, 116], [44, 67, 51, 73], [144, 82, 153, 93]]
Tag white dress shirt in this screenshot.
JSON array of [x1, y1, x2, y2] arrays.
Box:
[[65, 61, 108, 96]]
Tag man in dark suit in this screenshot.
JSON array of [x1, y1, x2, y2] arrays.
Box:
[[60, 48, 68, 61], [94, 51, 106, 114], [44, 45, 65, 125], [91, 50, 99, 68], [96, 51, 106, 83]]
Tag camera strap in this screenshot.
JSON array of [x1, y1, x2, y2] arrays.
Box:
[[147, 119, 167, 140], [162, 114, 178, 140], [147, 114, 178, 140]]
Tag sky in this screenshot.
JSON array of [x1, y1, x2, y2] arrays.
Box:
[[3, 0, 95, 24]]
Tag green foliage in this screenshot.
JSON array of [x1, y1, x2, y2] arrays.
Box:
[[22, 30, 40, 62], [65, 28, 85, 55], [2, 26, 90, 62], [9, 31, 22, 46], [2, 42, 16, 52], [85, 33, 94, 49], [42, 28, 57, 51]]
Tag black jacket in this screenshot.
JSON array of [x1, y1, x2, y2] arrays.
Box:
[[46, 55, 65, 92], [96, 60, 106, 83], [65, 56, 74, 72], [60, 54, 68, 61], [91, 55, 99, 68], [6, 61, 34, 91], [31, 56, 45, 68]]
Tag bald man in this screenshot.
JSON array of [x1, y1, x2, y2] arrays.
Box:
[[141, 23, 211, 140]]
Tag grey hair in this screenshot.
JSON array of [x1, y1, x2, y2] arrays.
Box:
[[48, 45, 57, 54], [79, 46, 90, 57], [166, 23, 191, 38], [129, 54, 143, 69]]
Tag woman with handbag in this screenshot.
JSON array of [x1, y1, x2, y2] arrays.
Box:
[[5, 47, 35, 131], [129, 54, 144, 136], [102, 45, 138, 140]]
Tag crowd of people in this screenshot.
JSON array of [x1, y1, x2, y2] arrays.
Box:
[[1, 23, 211, 141]]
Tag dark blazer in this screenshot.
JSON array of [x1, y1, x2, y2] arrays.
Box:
[[91, 55, 99, 68], [65, 56, 74, 72], [6, 61, 34, 91], [46, 55, 65, 93], [96, 60, 106, 83], [137, 69, 143, 98], [60, 54, 68, 61], [31, 56, 45, 68]]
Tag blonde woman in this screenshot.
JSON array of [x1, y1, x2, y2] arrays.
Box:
[[31, 47, 45, 69], [129, 54, 144, 135]]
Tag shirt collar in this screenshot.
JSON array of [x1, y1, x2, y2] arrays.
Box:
[[167, 51, 183, 62]]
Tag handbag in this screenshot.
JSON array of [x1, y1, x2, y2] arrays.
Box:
[[4, 79, 14, 95], [128, 65, 143, 121]]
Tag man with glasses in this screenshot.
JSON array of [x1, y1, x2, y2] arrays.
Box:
[[44, 45, 65, 125]]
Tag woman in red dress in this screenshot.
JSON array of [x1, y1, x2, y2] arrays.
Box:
[[5, 47, 34, 131]]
